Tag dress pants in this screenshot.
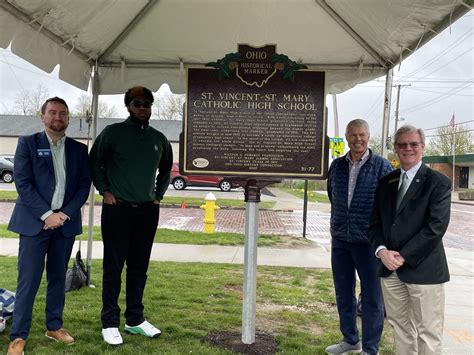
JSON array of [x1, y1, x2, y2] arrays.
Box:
[[331, 238, 384, 355], [101, 203, 160, 328], [10, 229, 75, 340], [381, 272, 445, 355]]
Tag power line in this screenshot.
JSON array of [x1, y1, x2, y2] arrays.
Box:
[[415, 46, 473, 79], [373, 79, 474, 84], [397, 29, 473, 80], [406, 87, 474, 96], [424, 120, 474, 131], [425, 129, 474, 138], [0, 59, 62, 81], [402, 82, 472, 114], [0, 51, 26, 93]]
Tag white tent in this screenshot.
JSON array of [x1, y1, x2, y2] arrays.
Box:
[[1, 0, 471, 95], [1, 0, 471, 286]]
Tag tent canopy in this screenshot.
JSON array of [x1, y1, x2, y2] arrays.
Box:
[[0, 0, 471, 95]]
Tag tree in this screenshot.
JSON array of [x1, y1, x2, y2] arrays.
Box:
[[369, 135, 383, 156], [425, 124, 473, 156], [73, 94, 118, 118], [153, 92, 184, 120], [13, 83, 49, 115], [369, 135, 399, 167]]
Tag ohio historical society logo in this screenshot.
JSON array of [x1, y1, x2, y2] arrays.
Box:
[[205, 44, 307, 88]]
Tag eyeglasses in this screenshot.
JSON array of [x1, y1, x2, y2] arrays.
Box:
[[396, 142, 422, 149], [131, 100, 151, 108]]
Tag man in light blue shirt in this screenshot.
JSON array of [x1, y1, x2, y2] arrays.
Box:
[[7, 97, 91, 355]]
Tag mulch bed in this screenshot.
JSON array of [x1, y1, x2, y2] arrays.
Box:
[[204, 330, 278, 354]]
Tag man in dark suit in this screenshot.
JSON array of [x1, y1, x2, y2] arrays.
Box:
[[369, 125, 451, 355], [7, 97, 91, 355]]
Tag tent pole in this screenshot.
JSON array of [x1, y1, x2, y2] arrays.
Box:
[[381, 69, 393, 158], [86, 62, 100, 285]]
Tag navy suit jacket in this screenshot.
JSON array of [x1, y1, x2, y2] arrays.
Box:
[[369, 164, 451, 284], [8, 132, 91, 237]]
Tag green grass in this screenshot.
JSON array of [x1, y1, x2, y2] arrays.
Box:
[[0, 224, 287, 247], [0, 190, 275, 209], [280, 188, 330, 203], [0, 256, 394, 354], [0, 190, 18, 200]]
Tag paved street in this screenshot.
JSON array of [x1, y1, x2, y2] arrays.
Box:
[[0, 190, 472, 250]]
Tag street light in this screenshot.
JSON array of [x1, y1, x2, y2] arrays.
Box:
[[394, 116, 405, 133], [387, 117, 405, 150]]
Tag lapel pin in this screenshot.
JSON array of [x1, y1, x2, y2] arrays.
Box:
[[416, 179, 420, 183]]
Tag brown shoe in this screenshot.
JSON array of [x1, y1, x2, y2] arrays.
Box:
[[7, 338, 25, 355], [45, 328, 75, 344]]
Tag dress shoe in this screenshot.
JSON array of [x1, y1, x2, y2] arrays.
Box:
[[7, 338, 26, 355], [45, 328, 75, 344]]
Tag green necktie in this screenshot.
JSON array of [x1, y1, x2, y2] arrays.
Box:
[[396, 172, 408, 210]]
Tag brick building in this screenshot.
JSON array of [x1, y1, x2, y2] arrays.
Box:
[[423, 154, 474, 190]]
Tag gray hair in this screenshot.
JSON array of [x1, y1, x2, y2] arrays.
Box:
[[345, 119, 370, 137], [394, 125, 425, 146]]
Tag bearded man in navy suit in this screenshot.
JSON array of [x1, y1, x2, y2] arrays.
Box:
[[369, 125, 451, 355], [7, 97, 91, 355]]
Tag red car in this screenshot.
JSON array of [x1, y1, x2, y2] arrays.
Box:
[[170, 163, 238, 191]]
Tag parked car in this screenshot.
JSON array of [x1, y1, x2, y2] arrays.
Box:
[[2, 155, 14, 163], [0, 156, 14, 183], [170, 163, 238, 191]]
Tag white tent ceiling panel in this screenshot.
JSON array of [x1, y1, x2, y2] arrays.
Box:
[[327, 0, 468, 63], [0, 0, 471, 95], [116, 0, 372, 65]]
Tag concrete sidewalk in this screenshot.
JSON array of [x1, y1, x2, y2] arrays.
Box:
[[0, 238, 472, 354]]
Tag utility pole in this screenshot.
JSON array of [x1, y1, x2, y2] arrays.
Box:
[[333, 94, 339, 137], [381, 69, 393, 158], [393, 84, 411, 135]]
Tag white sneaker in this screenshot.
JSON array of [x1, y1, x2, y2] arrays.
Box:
[[124, 320, 161, 338], [102, 327, 123, 345]]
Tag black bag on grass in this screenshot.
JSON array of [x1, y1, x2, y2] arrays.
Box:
[[65, 250, 88, 292]]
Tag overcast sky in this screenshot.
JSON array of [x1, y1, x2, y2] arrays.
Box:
[[0, 11, 472, 145]]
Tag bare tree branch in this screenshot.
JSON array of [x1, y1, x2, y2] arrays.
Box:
[[73, 93, 118, 118], [13, 83, 49, 115], [153, 93, 184, 120]]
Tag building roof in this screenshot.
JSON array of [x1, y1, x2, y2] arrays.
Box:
[[0, 114, 182, 142], [424, 154, 474, 165]]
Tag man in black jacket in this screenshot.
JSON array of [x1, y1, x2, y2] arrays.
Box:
[[369, 125, 451, 355]]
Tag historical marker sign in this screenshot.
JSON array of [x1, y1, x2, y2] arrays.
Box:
[[183, 44, 328, 179]]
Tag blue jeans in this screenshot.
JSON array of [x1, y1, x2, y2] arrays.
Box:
[[331, 238, 384, 355]]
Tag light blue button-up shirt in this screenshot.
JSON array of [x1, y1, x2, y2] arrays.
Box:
[[40, 134, 67, 220]]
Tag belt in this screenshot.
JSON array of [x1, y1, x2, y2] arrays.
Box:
[[53, 209, 61, 213], [115, 199, 155, 208]]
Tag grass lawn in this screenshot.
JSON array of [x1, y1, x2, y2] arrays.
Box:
[[0, 224, 295, 247], [280, 188, 330, 204], [0, 257, 395, 354], [0, 190, 275, 209]]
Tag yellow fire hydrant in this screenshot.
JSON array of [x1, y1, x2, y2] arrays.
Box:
[[200, 192, 220, 234]]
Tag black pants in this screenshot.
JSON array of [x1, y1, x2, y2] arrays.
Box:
[[100, 202, 160, 328]]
